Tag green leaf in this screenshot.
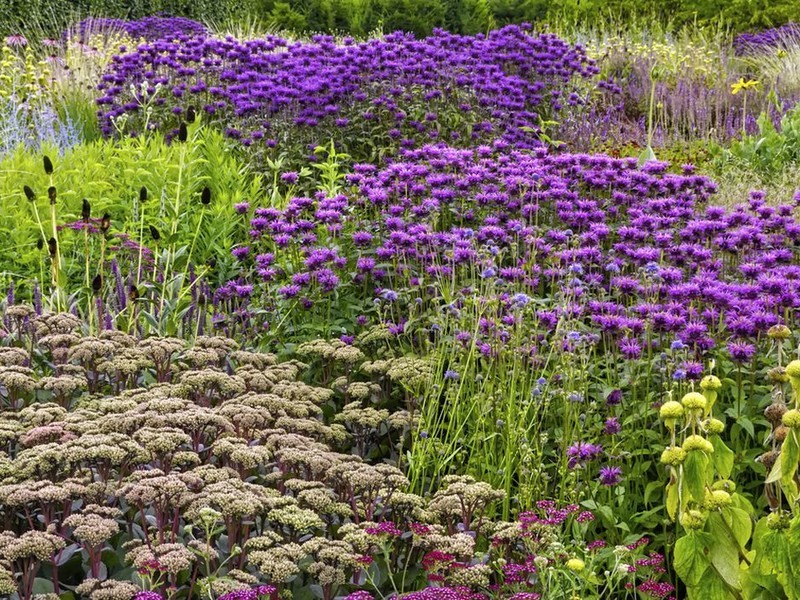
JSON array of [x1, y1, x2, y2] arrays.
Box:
[[675, 531, 712, 587], [710, 435, 735, 479], [737, 416, 756, 439], [666, 480, 678, 521], [638, 145, 657, 166], [766, 454, 783, 484], [722, 506, 752, 551], [33, 578, 55, 594], [760, 527, 790, 575], [687, 570, 741, 600], [685, 450, 709, 503], [707, 512, 742, 590], [781, 431, 800, 488]]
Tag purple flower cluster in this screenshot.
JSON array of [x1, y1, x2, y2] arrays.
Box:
[[734, 22, 800, 54], [133, 593, 164, 600], [402, 587, 488, 600], [68, 15, 207, 44], [225, 139, 800, 374], [217, 585, 277, 600], [96, 25, 597, 151]]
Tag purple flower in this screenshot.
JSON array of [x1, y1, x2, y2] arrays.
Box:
[[605, 389, 622, 405], [566, 442, 603, 468], [728, 340, 756, 363], [279, 284, 301, 298], [603, 417, 621, 435], [232, 246, 250, 260], [599, 465, 623, 486]]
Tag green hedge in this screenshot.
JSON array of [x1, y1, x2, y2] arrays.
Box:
[[3, 0, 800, 43], [261, 0, 800, 38]]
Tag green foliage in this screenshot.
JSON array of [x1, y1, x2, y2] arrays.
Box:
[[0, 0, 261, 38], [664, 355, 800, 599], [6, 0, 800, 39], [714, 101, 800, 177], [0, 121, 262, 306]]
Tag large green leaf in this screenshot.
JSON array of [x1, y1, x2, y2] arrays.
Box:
[[675, 531, 712, 587], [710, 435, 735, 479], [782, 432, 800, 488], [685, 450, 709, 503], [723, 506, 753, 551], [666, 480, 678, 521], [707, 513, 742, 590]]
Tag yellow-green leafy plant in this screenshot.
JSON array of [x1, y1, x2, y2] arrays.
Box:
[[664, 327, 800, 598]]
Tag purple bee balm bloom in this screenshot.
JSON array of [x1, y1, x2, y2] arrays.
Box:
[[231, 246, 250, 260], [234, 284, 253, 298], [728, 340, 756, 363], [280, 171, 299, 184], [134, 594, 165, 600], [566, 442, 603, 468], [606, 389, 622, 405], [352, 231, 373, 246], [603, 417, 621, 435], [234, 202, 250, 214], [599, 465, 623, 486], [279, 284, 301, 298], [620, 337, 642, 359]]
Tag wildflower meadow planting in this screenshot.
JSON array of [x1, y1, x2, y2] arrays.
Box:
[[6, 6, 800, 600]]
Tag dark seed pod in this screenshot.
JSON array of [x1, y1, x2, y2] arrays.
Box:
[[47, 237, 57, 257], [139, 186, 148, 202], [765, 402, 788, 427], [149, 225, 161, 241], [82, 199, 91, 222], [759, 449, 780, 471], [43, 155, 53, 175], [178, 122, 188, 142], [101, 213, 111, 234], [37, 238, 44, 250], [201, 186, 211, 205], [129, 285, 139, 301], [186, 106, 196, 123], [92, 274, 102, 292], [24, 186, 35, 201], [48, 186, 57, 204]]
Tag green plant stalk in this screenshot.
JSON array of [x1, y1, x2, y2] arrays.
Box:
[[647, 75, 657, 150], [49, 200, 62, 312], [158, 142, 188, 327], [136, 199, 147, 288]]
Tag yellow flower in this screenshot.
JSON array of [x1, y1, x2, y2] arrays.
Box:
[[731, 78, 759, 95], [566, 558, 585, 572]]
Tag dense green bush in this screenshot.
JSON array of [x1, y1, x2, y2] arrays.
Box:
[[5, 0, 800, 39]]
